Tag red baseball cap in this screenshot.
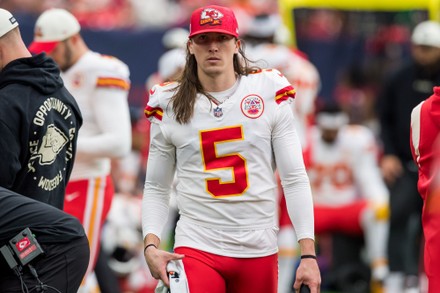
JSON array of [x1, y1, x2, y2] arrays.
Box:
[[189, 5, 239, 38]]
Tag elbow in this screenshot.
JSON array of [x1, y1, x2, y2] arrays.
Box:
[[114, 143, 131, 158], [112, 137, 132, 158]]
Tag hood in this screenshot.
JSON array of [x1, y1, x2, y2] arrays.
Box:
[[0, 53, 63, 95]]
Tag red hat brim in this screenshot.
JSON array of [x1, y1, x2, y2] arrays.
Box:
[[189, 28, 238, 38], [28, 41, 59, 54]]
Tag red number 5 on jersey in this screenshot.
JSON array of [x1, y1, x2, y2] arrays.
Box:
[[200, 126, 249, 197]]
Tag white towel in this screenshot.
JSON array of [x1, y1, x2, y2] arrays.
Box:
[[155, 259, 190, 293]]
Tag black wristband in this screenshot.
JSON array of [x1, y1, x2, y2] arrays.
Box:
[[143, 243, 157, 253], [300, 254, 317, 260]]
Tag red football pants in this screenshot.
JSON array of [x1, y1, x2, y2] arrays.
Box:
[[64, 175, 114, 279], [422, 190, 440, 293], [174, 247, 278, 293]]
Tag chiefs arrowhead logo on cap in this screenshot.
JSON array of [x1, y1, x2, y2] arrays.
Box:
[[200, 8, 224, 26], [189, 5, 239, 38]]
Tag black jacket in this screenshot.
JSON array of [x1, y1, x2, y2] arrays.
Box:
[[0, 53, 82, 209], [377, 60, 440, 163]]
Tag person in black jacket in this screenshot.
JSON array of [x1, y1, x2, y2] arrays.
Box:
[[377, 20, 440, 292], [0, 8, 82, 210], [0, 186, 90, 293], [0, 8, 87, 292]]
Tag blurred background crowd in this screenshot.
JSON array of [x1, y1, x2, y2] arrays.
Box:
[[0, 0, 278, 29], [3, 0, 438, 292]]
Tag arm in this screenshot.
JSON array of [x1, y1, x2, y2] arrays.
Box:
[[141, 123, 183, 286], [376, 77, 403, 183], [272, 103, 321, 292], [273, 103, 314, 242], [76, 87, 132, 159], [142, 123, 175, 239]]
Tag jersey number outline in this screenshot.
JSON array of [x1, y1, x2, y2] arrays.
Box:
[[200, 126, 249, 197], [309, 162, 353, 191]]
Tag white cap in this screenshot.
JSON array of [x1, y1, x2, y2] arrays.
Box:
[[411, 20, 440, 48], [158, 48, 186, 81], [28, 8, 80, 54], [245, 14, 281, 38], [0, 8, 19, 38], [162, 27, 189, 49], [274, 24, 292, 45]]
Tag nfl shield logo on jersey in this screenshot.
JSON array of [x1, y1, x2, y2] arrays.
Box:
[[213, 106, 223, 118]]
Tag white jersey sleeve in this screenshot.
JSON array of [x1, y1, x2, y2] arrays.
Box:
[[142, 82, 178, 239], [273, 99, 315, 241], [63, 51, 132, 179], [75, 53, 131, 158], [141, 123, 176, 239], [263, 69, 315, 241]]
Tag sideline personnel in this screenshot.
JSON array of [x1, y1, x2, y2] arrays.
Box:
[[0, 8, 82, 209], [29, 8, 132, 290], [410, 87, 440, 293]]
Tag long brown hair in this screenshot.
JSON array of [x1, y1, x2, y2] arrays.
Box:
[[170, 41, 259, 124]]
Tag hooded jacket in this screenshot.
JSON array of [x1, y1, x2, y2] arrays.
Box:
[[0, 53, 82, 209]]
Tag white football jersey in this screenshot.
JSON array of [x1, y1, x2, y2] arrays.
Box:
[[143, 69, 314, 257], [62, 51, 131, 179], [307, 125, 388, 206]]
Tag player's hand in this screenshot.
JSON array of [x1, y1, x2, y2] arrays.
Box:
[[144, 246, 184, 287], [380, 155, 403, 185], [293, 258, 321, 293]]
